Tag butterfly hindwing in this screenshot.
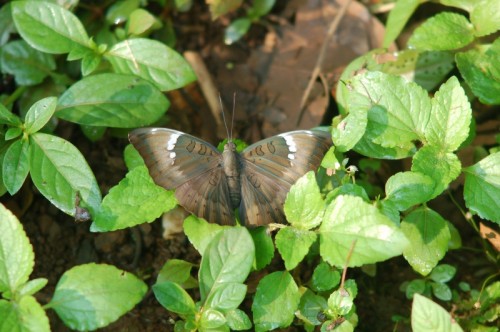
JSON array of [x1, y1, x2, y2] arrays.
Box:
[[239, 130, 331, 226], [129, 128, 234, 224]]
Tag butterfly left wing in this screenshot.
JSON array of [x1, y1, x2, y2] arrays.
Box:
[[239, 130, 332, 226]]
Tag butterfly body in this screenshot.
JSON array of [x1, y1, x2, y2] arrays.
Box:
[[129, 128, 331, 227]]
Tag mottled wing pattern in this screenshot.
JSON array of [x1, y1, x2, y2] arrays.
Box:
[[239, 130, 332, 226], [128, 128, 235, 225]]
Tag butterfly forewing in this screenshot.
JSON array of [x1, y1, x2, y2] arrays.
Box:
[[239, 130, 331, 226], [129, 128, 235, 225]]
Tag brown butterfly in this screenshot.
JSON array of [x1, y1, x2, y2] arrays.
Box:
[[129, 128, 331, 227]]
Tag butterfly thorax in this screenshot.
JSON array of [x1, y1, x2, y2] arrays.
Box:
[[222, 141, 242, 209]]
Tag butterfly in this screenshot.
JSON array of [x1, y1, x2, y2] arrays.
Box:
[[129, 128, 331, 227]]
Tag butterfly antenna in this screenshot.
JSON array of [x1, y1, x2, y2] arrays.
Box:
[[219, 93, 231, 141], [231, 92, 236, 142]]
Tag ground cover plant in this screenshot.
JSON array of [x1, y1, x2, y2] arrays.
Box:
[[0, 0, 499, 331]]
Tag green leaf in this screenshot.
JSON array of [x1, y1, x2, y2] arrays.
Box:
[[320, 195, 409, 267], [429, 264, 456, 283], [470, 0, 500, 37], [331, 103, 367, 152], [0, 203, 34, 293], [200, 308, 227, 330], [425, 76, 471, 152], [275, 226, 316, 270], [226, 308, 252, 330], [249, 227, 275, 270], [152, 281, 196, 317], [124, 143, 145, 170], [5, 127, 22, 141], [126, 9, 160, 36], [0, 104, 22, 126], [105, 0, 141, 25], [106, 38, 196, 91], [49, 263, 147, 331], [208, 0, 242, 20], [401, 207, 451, 276], [0, 295, 50, 332], [284, 171, 325, 229], [311, 262, 341, 292], [224, 18, 251, 45], [383, 0, 420, 47], [17, 278, 47, 297], [405, 279, 428, 299], [24, 96, 57, 134], [3, 138, 30, 195], [412, 145, 461, 198], [411, 294, 464, 332], [184, 215, 227, 254], [199, 227, 254, 301], [348, 71, 430, 159], [57, 73, 170, 127], [431, 282, 452, 301], [0, 40, 55, 86], [326, 183, 370, 203], [408, 12, 474, 50], [456, 43, 500, 105], [29, 133, 102, 216], [385, 171, 435, 211], [91, 166, 176, 231], [247, 0, 275, 19], [157, 259, 196, 286], [327, 289, 353, 317], [11, 1, 91, 55], [463, 152, 500, 223], [205, 282, 247, 311], [252, 271, 300, 331], [297, 288, 328, 325]]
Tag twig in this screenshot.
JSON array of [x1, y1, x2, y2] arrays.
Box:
[[340, 239, 357, 291], [296, 0, 353, 126]]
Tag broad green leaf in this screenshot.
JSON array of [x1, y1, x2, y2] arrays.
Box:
[[183, 215, 226, 254], [199, 227, 254, 301], [57, 73, 169, 127], [205, 282, 247, 311], [124, 144, 144, 170], [405, 279, 428, 299], [0, 104, 22, 126], [463, 152, 500, 223], [17, 278, 47, 297], [224, 18, 251, 45], [199, 308, 226, 330], [429, 264, 456, 283], [249, 227, 275, 270], [331, 110, 368, 153], [320, 195, 408, 267], [5, 127, 22, 140], [297, 288, 328, 326], [226, 308, 252, 330], [0, 4, 15, 48], [411, 294, 464, 332], [383, 0, 420, 47], [439, 0, 474, 11], [348, 71, 430, 159], [0, 204, 34, 293], [470, 0, 500, 37], [11, 1, 91, 55], [284, 171, 324, 229], [3, 138, 30, 195], [412, 146, 461, 198], [425, 77, 471, 151], [247, 0, 275, 19], [401, 207, 451, 276], [252, 271, 300, 331], [385, 171, 434, 211], [91, 166, 176, 231], [326, 183, 370, 204], [0, 295, 50, 332], [431, 282, 452, 301], [311, 262, 341, 292], [408, 12, 474, 50], [380, 50, 455, 91], [275, 226, 316, 270], [49, 263, 147, 331], [29, 133, 102, 216], [456, 43, 500, 105], [126, 9, 160, 36], [106, 39, 196, 91], [152, 281, 196, 317], [208, 0, 242, 20], [105, 0, 141, 25], [157, 259, 196, 286], [327, 289, 353, 317], [0, 40, 55, 86], [24, 96, 57, 134], [80, 125, 106, 142]]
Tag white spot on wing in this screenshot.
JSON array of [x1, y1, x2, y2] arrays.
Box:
[[279, 133, 297, 160], [167, 133, 180, 150], [169, 152, 176, 159]]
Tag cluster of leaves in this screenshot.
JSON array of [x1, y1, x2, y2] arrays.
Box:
[[1, 0, 499, 331]]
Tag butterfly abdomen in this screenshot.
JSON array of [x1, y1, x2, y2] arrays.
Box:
[[222, 142, 242, 209]]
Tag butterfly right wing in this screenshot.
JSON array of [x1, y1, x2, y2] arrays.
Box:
[[129, 128, 234, 225]]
